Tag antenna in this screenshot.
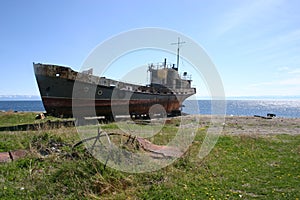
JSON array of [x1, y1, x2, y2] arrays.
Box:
[[171, 37, 185, 70]]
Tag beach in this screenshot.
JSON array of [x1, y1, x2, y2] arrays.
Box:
[[0, 111, 300, 135], [200, 115, 300, 135]]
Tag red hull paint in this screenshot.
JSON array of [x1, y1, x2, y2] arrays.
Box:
[[42, 97, 180, 118]]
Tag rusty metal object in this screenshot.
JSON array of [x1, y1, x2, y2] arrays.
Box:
[[73, 130, 182, 159], [136, 138, 182, 158], [33, 62, 196, 119]]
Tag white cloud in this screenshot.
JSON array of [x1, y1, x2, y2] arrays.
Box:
[[279, 77, 300, 85], [249, 81, 275, 87], [288, 68, 300, 74], [216, 0, 284, 36], [277, 66, 289, 71], [244, 65, 300, 96], [264, 29, 300, 51], [252, 67, 300, 86]]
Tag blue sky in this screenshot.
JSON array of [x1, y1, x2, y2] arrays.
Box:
[[0, 0, 300, 98]]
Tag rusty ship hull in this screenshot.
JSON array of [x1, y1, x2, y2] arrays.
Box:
[[34, 62, 196, 119]]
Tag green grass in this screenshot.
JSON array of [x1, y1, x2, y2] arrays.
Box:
[[0, 117, 299, 199], [0, 112, 68, 127]]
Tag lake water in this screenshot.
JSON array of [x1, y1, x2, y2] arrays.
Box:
[[182, 100, 300, 118], [0, 100, 299, 118], [0, 101, 44, 112]]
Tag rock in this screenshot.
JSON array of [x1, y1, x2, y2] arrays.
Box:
[[0, 150, 28, 163], [0, 152, 11, 163], [35, 113, 45, 120], [9, 150, 27, 161], [267, 113, 276, 118]]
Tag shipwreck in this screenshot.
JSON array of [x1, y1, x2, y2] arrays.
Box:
[[34, 56, 196, 120]]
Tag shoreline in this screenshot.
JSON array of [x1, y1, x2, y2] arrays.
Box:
[[0, 112, 299, 135], [1, 110, 300, 119], [201, 115, 300, 135], [1, 99, 300, 118]]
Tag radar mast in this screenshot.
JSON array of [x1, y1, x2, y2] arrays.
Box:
[[171, 37, 186, 71]]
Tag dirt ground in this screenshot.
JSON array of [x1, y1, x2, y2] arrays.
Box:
[[196, 115, 300, 135]]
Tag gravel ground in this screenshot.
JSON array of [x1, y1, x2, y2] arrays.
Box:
[[196, 115, 300, 135]]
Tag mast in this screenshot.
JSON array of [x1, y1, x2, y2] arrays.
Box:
[[171, 37, 185, 70]]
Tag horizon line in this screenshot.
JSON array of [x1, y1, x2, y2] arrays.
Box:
[[0, 94, 300, 101]]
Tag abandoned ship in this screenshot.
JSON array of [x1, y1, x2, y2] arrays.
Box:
[[34, 58, 196, 120]]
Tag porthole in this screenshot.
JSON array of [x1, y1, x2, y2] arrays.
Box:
[[97, 90, 103, 95]]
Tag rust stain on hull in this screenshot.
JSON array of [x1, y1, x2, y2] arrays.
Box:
[[42, 97, 180, 118], [34, 62, 196, 119]]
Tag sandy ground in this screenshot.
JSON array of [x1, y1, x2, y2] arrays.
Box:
[[196, 115, 300, 135]]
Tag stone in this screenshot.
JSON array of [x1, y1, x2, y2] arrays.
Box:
[[9, 150, 27, 161], [0, 152, 11, 163]]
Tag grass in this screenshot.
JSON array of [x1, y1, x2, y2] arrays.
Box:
[[0, 115, 300, 199], [0, 112, 70, 127]]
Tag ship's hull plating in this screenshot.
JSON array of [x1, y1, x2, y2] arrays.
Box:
[[36, 74, 186, 118], [34, 63, 196, 119]]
